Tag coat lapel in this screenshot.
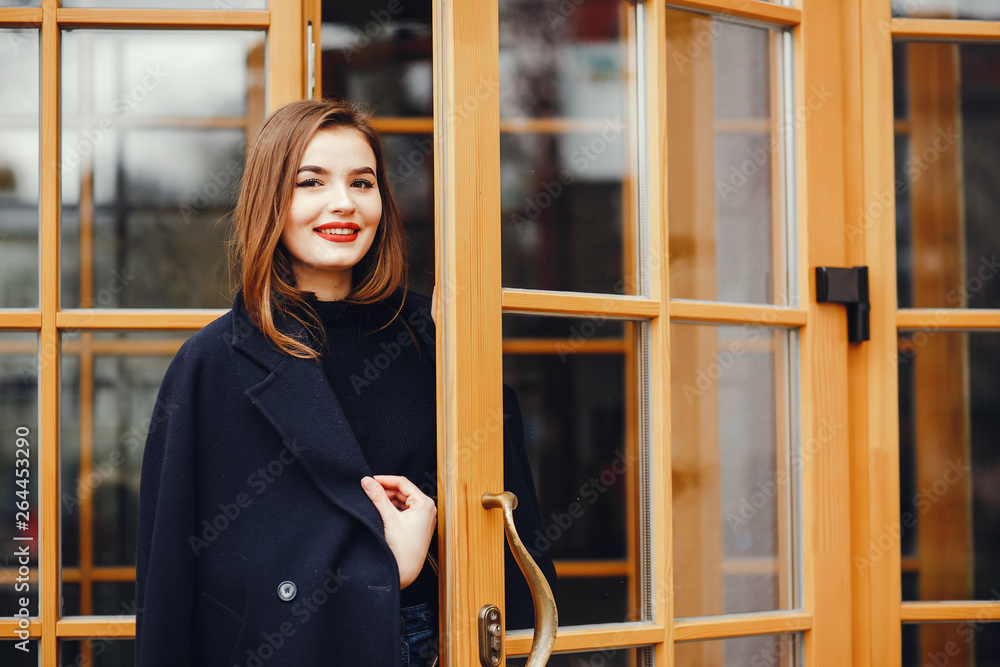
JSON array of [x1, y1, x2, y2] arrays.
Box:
[[228, 292, 386, 544]]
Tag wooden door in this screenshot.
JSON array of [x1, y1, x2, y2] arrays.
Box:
[[434, 0, 854, 664]]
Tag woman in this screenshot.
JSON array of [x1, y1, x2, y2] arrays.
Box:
[[135, 99, 553, 667]]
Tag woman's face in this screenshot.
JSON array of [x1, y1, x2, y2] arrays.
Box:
[[281, 126, 382, 300]]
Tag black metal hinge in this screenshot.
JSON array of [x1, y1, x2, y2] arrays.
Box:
[[815, 266, 870, 343]]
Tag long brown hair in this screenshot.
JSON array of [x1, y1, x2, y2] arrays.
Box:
[[230, 99, 408, 359]]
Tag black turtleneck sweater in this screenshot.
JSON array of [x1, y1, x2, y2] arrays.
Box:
[[308, 295, 438, 609]]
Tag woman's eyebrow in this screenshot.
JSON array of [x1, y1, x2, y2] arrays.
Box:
[[296, 165, 375, 176]]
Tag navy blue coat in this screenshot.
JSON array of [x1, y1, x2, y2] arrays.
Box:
[[135, 290, 554, 667]]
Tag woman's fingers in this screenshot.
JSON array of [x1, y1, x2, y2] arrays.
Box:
[[361, 476, 401, 522], [372, 475, 431, 505]]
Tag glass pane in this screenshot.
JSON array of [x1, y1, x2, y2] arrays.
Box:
[[893, 43, 1000, 309], [902, 623, 1000, 667], [60, 30, 266, 309], [0, 29, 39, 308], [64, 0, 264, 8], [665, 11, 791, 306], [896, 331, 1000, 602], [0, 333, 38, 618], [60, 331, 195, 615], [0, 1, 40, 6], [508, 647, 645, 667], [892, 0, 1000, 20], [62, 639, 134, 667], [320, 1, 432, 117], [671, 324, 797, 617], [676, 632, 800, 666], [382, 133, 435, 296], [0, 641, 36, 667], [503, 315, 648, 628], [499, 1, 636, 295]]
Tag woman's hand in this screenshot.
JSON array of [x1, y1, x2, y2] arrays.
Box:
[[361, 475, 437, 588]]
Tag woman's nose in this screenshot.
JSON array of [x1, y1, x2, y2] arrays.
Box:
[[326, 184, 356, 213]]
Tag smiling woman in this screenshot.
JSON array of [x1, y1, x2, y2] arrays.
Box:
[[134, 98, 553, 667]]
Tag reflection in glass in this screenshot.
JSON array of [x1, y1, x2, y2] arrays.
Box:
[[671, 324, 796, 618], [902, 623, 1000, 667], [501, 131, 630, 294], [0, 334, 38, 618], [503, 315, 647, 627], [897, 332, 1000, 608], [61, 639, 134, 667], [60, 30, 266, 309], [382, 133, 435, 295], [894, 43, 1000, 308], [61, 331, 194, 616], [508, 647, 644, 667], [499, 0, 627, 121], [0, 29, 39, 307], [499, 1, 636, 295], [892, 0, 1000, 20], [321, 1, 433, 117], [665, 11, 790, 306], [676, 632, 799, 667]]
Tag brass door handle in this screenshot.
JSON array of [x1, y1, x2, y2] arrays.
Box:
[[482, 491, 558, 667]]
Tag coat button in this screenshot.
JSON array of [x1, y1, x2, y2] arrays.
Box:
[[277, 581, 297, 601]]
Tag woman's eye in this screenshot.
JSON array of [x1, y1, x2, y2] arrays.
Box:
[[352, 178, 375, 189], [296, 179, 321, 188]]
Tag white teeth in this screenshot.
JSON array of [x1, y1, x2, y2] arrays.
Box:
[[317, 228, 357, 235]]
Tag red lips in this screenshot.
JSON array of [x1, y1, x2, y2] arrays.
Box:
[[313, 222, 360, 242]]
